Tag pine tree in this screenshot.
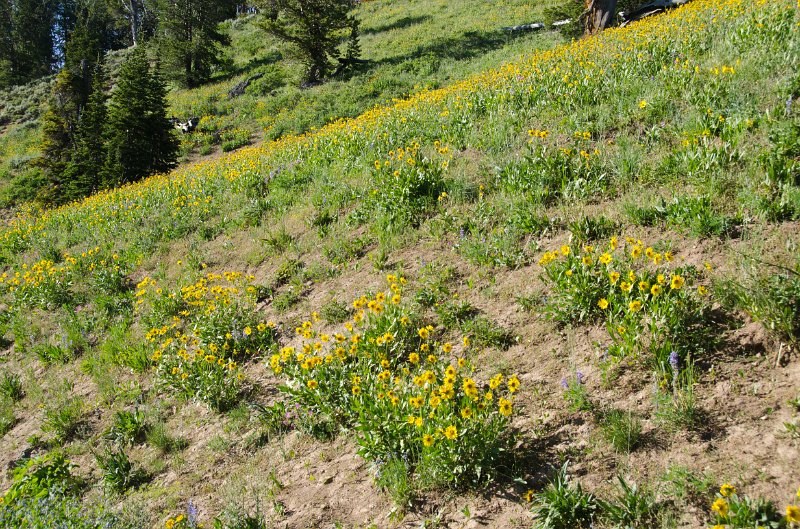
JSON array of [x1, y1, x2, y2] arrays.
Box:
[[62, 61, 108, 201], [104, 47, 178, 186], [257, 0, 360, 86], [155, 0, 236, 87]]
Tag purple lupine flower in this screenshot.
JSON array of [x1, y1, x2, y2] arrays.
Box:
[[187, 499, 198, 526], [560, 378, 569, 390], [668, 351, 679, 371], [575, 371, 584, 385]]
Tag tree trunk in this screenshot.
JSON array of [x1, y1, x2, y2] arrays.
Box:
[[121, 0, 141, 46], [585, 0, 617, 35]]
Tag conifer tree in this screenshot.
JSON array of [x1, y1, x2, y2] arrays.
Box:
[[11, 0, 58, 83], [36, 65, 87, 203], [0, 0, 13, 88], [104, 47, 177, 186], [258, 0, 360, 86], [155, 0, 236, 87], [62, 62, 108, 200], [64, 1, 114, 72]]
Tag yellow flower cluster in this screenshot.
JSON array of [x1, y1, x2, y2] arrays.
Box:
[[270, 276, 520, 481], [539, 236, 710, 360], [709, 484, 800, 527], [0, 0, 773, 273], [138, 270, 275, 408]]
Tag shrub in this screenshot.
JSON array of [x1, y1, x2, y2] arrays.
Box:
[[461, 316, 515, 351], [498, 134, 609, 204], [599, 410, 642, 453], [249, 401, 294, 445], [145, 421, 189, 454], [33, 343, 73, 365], [42, 396, 85, 442], [624, 195, 737, 238], [715, 258, 800, 350], [324, 235, 370, 265], [568, 216, 619, 243], [220, 129, 251, 153], [269, 275, 520, 492], [0, 396, 15, 436], [435, 300, 478, 330], [320, 299, 351, 324], [138, 272, 278, 410], [753, 119, 800, 221], [601, 477, 661, 528], [95, 448, 142, 493], [105, 409, 147, 447], [365, 142, 451, 231], [99, 324, 153, 373]]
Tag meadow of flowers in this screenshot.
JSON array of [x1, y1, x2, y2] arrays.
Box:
[[0, 0, 799, 526]]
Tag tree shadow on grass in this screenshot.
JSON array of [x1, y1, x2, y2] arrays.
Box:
[[361, 15, 432, 36], [375, 28, 532, 67], [211, 51, 284, 86]]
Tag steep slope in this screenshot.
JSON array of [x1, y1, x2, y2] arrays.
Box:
[[0, 1, 799, 528]]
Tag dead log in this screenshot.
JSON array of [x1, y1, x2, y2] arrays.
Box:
[[228, 73, 265, 99]]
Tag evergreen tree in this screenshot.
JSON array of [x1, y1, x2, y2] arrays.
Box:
[[104, 47, 177, 186], [11, 0, 58, 83], [0, 0, 13, 88], [36, 65, 87, 203], [257, 0, 360, 86], [113, 0, 158, 46], [62, 61, 107, 200], [64, 0, 115, 72], [155, 0, 236, 87]]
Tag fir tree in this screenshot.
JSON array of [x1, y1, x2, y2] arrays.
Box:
[[104, 47, 178, 186], [62, 61, 108, 201], [36, 65, 87, 204], [257, 0, 360, 86], [155, 0, 236, 87]]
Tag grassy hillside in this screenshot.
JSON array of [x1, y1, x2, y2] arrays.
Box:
[[0, 0, 563, 206], [1, 0, 800, 528]]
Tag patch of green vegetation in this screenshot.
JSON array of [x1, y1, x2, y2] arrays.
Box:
[[599, 409, 643, 453]]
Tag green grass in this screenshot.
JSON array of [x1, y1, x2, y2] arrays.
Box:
[[0, 0, 798, 525], [0, 0, 563, 206]]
